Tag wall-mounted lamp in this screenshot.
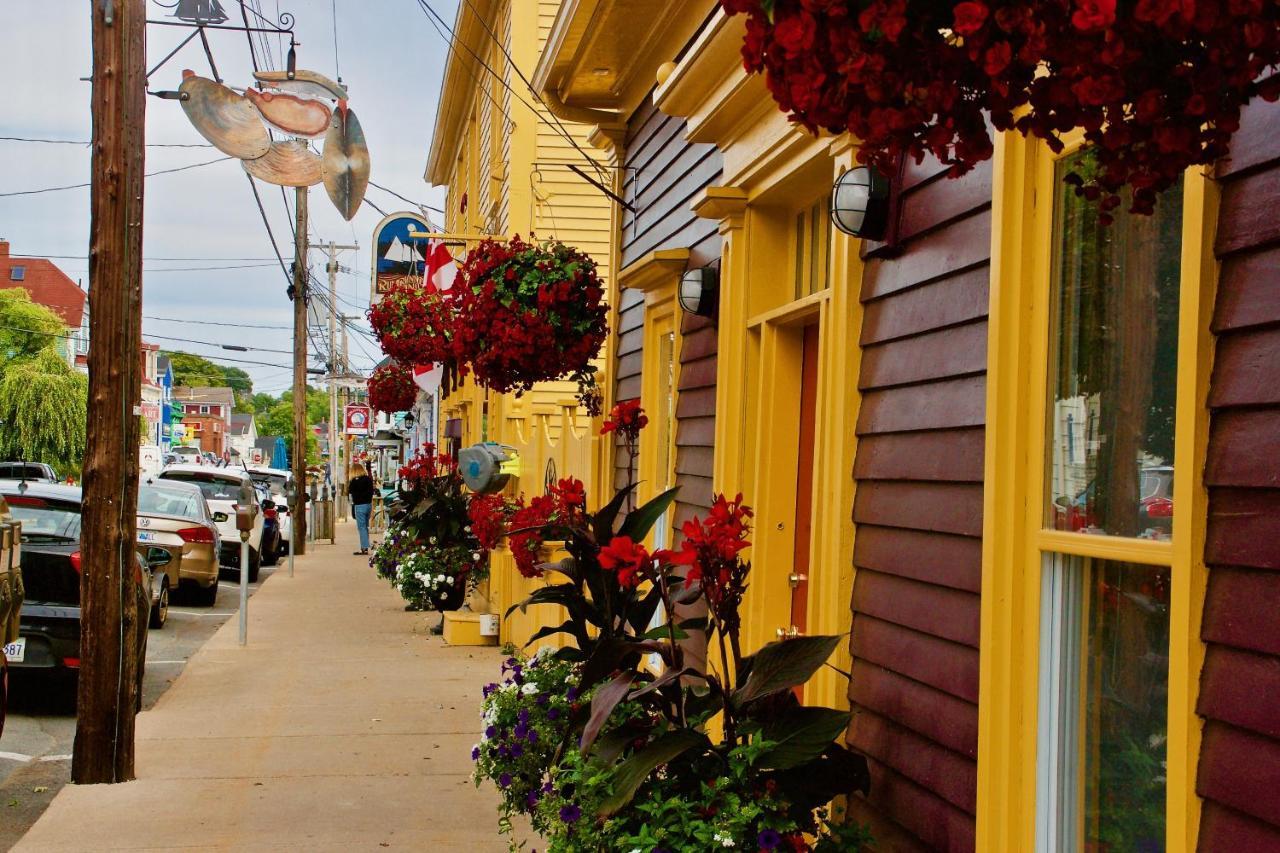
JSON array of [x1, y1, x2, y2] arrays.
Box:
[[402, 412, 416, 430], [830, 165, 891, 240], [679, 265, 719, 319]]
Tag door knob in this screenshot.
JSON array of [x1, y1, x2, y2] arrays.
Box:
[[788, 572, 807, 588]]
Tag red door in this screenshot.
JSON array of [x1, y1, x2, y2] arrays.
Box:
[[791, 325, 820, 635]]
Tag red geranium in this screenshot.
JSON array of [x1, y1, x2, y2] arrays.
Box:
[[367, 361, 418, 414], [367, 280, 459, 367], [450, 236, 608, 411], [398, 444, 457, 491], [507, 494, 556, 578], [723, 0, 1280, 216], [467, 492, 515, 551]]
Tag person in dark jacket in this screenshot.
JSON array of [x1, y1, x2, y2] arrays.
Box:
[[348, 463, 375, 555]]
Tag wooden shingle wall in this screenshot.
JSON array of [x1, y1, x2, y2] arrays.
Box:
[[1195, 95, 1280, 852], [615, 97, 722, 526], [847, 157, 993, 852]]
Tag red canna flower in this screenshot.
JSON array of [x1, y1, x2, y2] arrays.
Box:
[[598, 535, 651, 588]]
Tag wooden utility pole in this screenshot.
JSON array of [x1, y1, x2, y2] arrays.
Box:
[[291, 186, 308, 554], [76, 0, 146, 784]]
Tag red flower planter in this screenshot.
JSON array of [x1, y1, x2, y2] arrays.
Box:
[[724, 0, 1280, 215], [367, 361, 418, 414]]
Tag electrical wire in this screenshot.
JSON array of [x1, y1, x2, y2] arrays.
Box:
[[14, 254, 279, 262], [0, 136, 214, 148], [0, 156, 233, 198], [0, 322, 297, 371], [454, 0, 609, 183], [145, 315, 291, 330], [139, 331, 293, 354], [367, 180, 444, 215], [416, 0, 609, 184]]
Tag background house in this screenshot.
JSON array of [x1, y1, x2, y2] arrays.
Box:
[[227, 414, 257, 462], [172, 386, 234, 457], [0, 239, 89, 369]]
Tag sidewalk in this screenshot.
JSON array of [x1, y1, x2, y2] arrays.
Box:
[[14, 521, 509, 852]]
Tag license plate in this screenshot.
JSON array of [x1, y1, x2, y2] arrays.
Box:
[[3, 638, 25, 664], [138, 532, 156, 542]]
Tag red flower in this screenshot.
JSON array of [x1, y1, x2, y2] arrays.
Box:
[[600, 399, 648, 441], [952, 1, 990, 36], [1071, 0, 1116, 32], [549, 477, 587, 515], [468, 493, 514, 551], [983, 41, 1012, 76], [773, 10, 817, 57], [598, 536, 651, 588], [367, 361, 418, 414]]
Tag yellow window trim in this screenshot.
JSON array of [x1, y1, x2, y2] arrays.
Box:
[[618, 248, 691, 294], [636, 280, 682, 537], [977, 128, 1218, 852]]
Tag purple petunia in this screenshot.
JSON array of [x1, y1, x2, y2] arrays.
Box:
[[758, 829, 782, 849], [526, 789, 540, 807], [485, 725, 497, 739], [565, 686, 579, 701], [547, 707, 561, 720], [471, 746, 480, 761], [499, 772, 512, 788], [559, 804, 581, 824]]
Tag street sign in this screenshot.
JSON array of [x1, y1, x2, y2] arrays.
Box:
[[344, 404, 372, 436], [370, 212, 430, 304]]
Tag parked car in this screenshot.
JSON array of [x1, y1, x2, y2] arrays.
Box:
[[0, 462, 59, 483], [245, 466, 294, 557], [0, 482, 155, 694], [171, 446, 202, 463], [1051, 465, 1175, 535], [137, 479, 222, 609], [157, 465, 264, 581]]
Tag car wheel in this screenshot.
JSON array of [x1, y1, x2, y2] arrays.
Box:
[[191, 580, 218, 607], [262, 538, 280, 567], [248, 548, 261, 583], [149, 579, 169, 629]]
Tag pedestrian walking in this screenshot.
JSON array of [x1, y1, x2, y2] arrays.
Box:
[[349, 463, 374, 555]]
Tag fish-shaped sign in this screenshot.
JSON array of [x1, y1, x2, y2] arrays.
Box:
[[179, 70, 270, 160], [242, 140, 323, 187], [322, 101, 370, 221], [245, 89, 332, 138]]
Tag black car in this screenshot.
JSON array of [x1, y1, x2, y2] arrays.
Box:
[[2, 483, 156, 697]]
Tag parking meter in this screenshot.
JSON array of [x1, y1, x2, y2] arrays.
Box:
[[284, 480, 297, 578], [236, 481, 258, 646]]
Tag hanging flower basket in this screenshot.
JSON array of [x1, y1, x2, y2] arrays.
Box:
[[451, 236, 608, 407], [723, 0, 1280, 215], [367, 361, 418, 414], [367, 280, 459, 367]]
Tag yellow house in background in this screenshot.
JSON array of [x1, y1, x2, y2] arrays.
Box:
[[423, 0, 620, 644]]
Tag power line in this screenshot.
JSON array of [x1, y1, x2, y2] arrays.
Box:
[[0, 322, 295, 371], [140, 331, 293, 355], [367, 180, 444, 215], [0, 156, 233, 198], [11, 254, 279, 262], [145, 314, 292, 330], [0, 135, 214, 148]]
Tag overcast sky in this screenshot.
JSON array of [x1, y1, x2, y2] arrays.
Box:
[[0, 0, 458, 395]]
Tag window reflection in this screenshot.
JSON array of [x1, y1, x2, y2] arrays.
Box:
[[1046, 150, 1182, 540], [1036, 556, 1170, 852]]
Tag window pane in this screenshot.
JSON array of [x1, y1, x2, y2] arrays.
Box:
[[1046, 150, 1182, 539], [1036, 555, 1170, 851]]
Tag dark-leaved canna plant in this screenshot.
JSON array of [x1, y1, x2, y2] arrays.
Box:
[[503, 475, 870, 847]]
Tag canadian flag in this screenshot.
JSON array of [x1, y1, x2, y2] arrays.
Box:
[[424, 239, 456, 292], [412, 363, 443, 395]]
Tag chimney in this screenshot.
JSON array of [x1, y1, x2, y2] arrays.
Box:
[[0, 240, 9, 258]]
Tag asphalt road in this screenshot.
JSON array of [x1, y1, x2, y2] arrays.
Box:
[[0, 564, 281, 850]]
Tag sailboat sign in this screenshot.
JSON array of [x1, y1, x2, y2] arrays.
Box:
[[369, 211, 430, 305]]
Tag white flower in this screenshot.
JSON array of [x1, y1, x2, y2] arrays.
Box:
[[521, 683, 538, 695], [446, 576, 454, 584], [430, 536, 438, 545], [473, 551, 482, 561], [535, 646, 555, 661], [713, 833, 735, 848]]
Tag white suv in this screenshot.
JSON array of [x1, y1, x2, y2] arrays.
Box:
[[158, 465, 265, 581]]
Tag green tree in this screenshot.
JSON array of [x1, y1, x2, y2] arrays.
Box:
[[0, 289, 68, 369], [0, 349, 88, 477], [258, 399, 319, 465], [162, 351, 253, 399]]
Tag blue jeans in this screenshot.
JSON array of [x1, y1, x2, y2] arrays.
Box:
[[353, 503, 372, 551]]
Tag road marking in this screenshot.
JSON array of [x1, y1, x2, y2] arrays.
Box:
[[0, 751, 34, 762], [39, 754, 71, 762], [168, 609, 238, 617], [147, 659, 187, 665]]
